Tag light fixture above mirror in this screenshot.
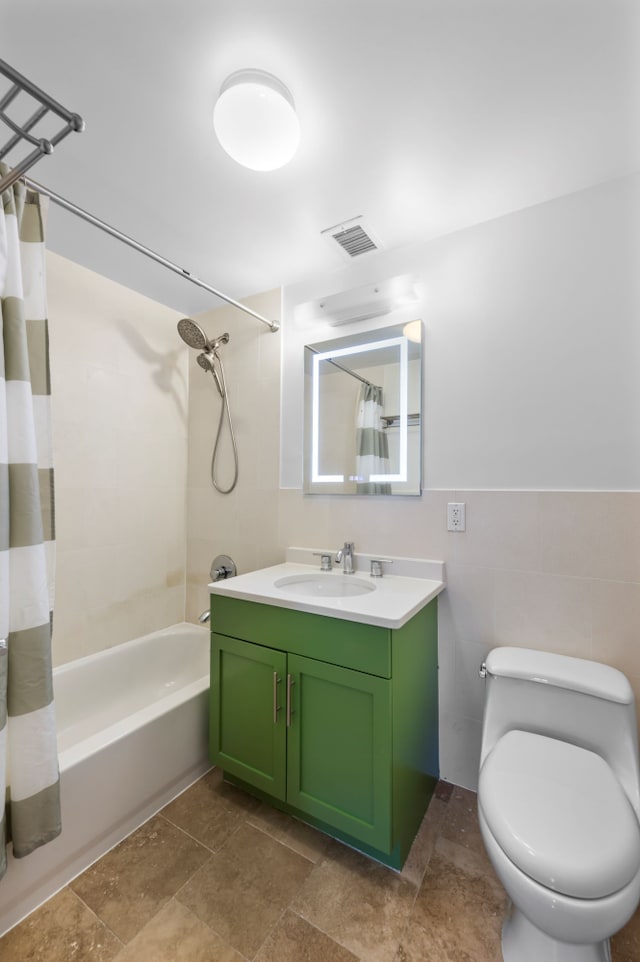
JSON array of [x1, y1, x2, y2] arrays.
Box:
[[213, 69, 300, 172], [295, 274, 419, 328]]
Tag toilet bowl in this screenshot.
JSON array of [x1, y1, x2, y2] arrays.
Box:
[[478, 648, 640, 962], [479, 806, 640, 962]]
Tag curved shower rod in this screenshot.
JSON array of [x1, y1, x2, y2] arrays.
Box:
[[22, 175, 280, 333]]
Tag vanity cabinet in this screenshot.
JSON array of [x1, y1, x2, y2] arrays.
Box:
[[209, 593, 438, 869]]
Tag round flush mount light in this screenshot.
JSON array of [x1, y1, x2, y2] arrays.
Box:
[[213, 69, 300, 172]]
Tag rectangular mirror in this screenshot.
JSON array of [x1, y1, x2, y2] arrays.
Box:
[[303, 321, 422, 495]]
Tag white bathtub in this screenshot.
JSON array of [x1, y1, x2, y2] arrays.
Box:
[[0, 622, 211, 937]]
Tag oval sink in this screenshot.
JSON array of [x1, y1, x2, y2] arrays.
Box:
[[274, 574, 376, 598]]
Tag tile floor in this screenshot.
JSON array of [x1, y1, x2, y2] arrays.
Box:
[[1, 771, 639, 962]]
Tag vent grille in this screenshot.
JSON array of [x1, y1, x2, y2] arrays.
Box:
[[321, 217, 381, 260], [332, 224, 378, 257]]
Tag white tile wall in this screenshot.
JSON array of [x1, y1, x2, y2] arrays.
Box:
[[46, 251, 187, 666]]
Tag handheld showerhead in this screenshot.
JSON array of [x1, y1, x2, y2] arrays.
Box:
[[197, 351, 224, 396], [177, 317, 209, 350], [196, 351, 214, 372]]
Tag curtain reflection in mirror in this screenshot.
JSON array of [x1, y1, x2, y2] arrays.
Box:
[[355, 384, 391, 494]]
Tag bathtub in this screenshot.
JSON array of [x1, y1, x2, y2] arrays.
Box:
[[0, 622, 211, 937]]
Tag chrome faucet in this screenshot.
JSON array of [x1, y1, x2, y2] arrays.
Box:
[[335, 541, 355, 574]]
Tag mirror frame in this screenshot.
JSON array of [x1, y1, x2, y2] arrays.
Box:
[[303, 321, 422, 496]]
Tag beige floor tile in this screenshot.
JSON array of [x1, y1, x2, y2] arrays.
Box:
[[177, 825, 314, 958], [292, 841, 418, 962], [0, 888, 122, 962], [434, 780, 454, 803], [0, 776, 511, 962], [402, 841, 506, 962], [254, 910, 360, 962], [394, 914, 502, 962], [247, 803, 331, 862], [400, 796, 448, 887], [111, 899, 245, 962], [161, 767, 261, 851], [217, 822, 316, 902], [70, 813, 210, 944], [438, 785, 487, 857], [176, 851, 286, 958]]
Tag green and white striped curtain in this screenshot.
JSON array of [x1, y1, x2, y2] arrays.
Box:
[[0, 167, 60, 879], [355, 382, 392, 495]]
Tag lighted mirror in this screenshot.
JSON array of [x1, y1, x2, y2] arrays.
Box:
[[303, 321, 422, 495]]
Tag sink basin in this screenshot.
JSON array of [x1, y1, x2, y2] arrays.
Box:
[[274, 574, 376, 598]]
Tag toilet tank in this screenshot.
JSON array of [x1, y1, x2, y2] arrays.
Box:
[[480, 647, 640, 816]]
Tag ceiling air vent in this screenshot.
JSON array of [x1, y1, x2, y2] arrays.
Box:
[[321, 217, 381, 261]]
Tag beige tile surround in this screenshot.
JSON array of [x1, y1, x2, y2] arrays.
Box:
[[46, 251, 187, 667], [278, 488, 640, 789], [185, 288, 283, 623]]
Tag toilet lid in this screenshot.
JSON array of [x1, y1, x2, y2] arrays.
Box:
[[479, 730, 640, 898]]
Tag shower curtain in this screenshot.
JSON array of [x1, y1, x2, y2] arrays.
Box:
[[0, 168, 60, 880], [355, 382, 392, 495]]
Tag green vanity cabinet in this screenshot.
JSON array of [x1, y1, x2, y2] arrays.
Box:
[[209, 593, 439, 869]]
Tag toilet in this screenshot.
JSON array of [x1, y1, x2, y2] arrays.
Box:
[[477, 647, 640, 962]]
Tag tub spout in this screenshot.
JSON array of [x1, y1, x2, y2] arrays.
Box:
[[198, 610, 210, 624]]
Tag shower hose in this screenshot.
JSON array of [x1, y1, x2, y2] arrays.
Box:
[[209, 351, 239, 494]]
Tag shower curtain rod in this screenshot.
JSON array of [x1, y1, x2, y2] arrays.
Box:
[[22, 175, 280, 333]]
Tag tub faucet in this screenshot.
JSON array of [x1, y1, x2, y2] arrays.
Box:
[[335, 541, 355, 574], [198, 610, 210, 624]]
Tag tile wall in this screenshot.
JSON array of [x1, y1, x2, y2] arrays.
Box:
[[185, 288, 283, 622], [277, 488, 640, 789], [46, 252, 188, 666]]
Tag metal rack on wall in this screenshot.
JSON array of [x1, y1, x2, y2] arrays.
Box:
[[0, 58, 84, 194]]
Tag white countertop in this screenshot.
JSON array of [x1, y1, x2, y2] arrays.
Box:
[[209, 553, 445, 629]]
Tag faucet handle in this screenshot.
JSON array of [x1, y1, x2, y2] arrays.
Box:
[[210, 554, 237, 582], [313, 552, 333, 571], [370, 558, 393, 578]]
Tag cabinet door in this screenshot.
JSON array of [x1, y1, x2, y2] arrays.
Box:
[[210, 633, 287, 799], [286, 653, 392, 853]]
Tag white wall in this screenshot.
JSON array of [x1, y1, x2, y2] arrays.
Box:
[[282, 173, 640, 490]]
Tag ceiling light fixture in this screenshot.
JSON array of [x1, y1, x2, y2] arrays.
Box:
[[213, 69, 300, 172]]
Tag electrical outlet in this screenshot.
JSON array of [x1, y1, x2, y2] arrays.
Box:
[[447, 502, 466, 532]]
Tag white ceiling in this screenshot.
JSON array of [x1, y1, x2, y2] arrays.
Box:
[[3, 0, 639, 316]]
